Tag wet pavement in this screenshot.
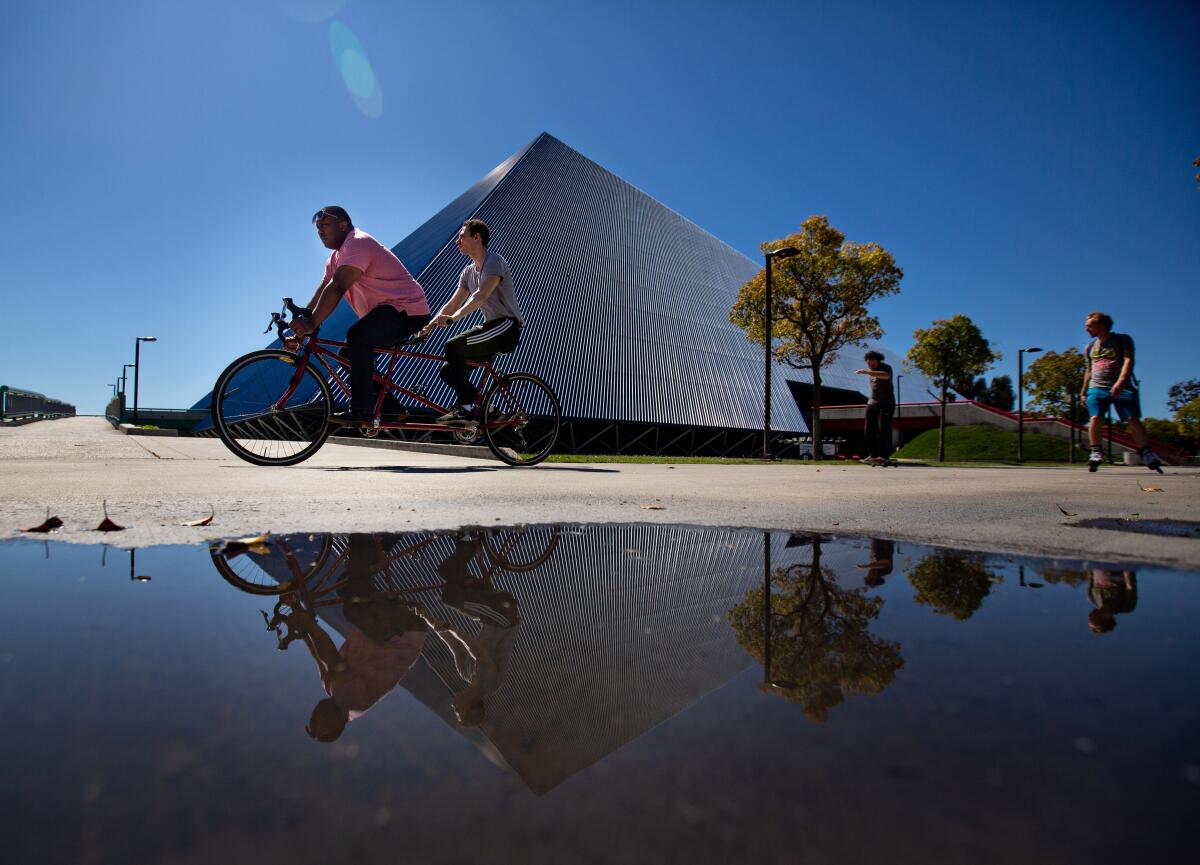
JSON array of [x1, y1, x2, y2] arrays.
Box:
[[1, 524, 1197, 865]]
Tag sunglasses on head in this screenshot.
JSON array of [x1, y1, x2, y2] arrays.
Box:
[[312, 210, 342, 224]]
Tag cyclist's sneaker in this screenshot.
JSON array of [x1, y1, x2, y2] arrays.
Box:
[[330, 410, 373, 426], [443, 583, 519, 629], [1141, 449, 1164, 473], [1087, 450, 1103, 472], [437, 405, 480, 428]]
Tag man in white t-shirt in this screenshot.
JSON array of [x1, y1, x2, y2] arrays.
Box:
[[421, 219, 523, 427], [291, 206, 431, 424]]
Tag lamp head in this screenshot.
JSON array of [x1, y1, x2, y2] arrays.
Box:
[[768, 246, 799, 259], [1021, 346, 1042, 354], [138, 336, 157, 343]]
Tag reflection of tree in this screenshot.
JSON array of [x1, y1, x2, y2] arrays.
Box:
[[1038, 568, 1088, 587], [728, 539, 903, 722], [906, 550, 999, 620]]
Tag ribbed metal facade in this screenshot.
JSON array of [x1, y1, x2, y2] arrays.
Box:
[[195, 133, 932, 447]]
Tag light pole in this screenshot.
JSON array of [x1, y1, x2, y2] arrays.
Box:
[[759, 246, 798, 460], [1017, 346, 1042, 462], [120, 363, 136, 396], [133, 336, 157, 425], [894, 373, 902, 452]]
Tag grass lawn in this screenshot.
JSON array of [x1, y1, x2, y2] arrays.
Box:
[[895, 424, 1072, 462]]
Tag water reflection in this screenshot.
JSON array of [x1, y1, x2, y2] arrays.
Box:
[[906, 549, 1000, 620], [730, 535, 904, 721]]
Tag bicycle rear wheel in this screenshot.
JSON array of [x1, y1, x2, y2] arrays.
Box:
[[483, 525, 562, 572], [481, 373, 561, 466], [212, 350, 333, 466]]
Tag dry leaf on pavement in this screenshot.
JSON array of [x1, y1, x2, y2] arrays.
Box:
[[182, 505, 215, 527]]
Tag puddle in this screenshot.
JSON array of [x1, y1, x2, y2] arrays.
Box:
[[1072, 517, 1200, 538], [2, 526, 1197, 864]]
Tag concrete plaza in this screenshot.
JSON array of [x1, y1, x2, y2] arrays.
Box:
[[1, 417, 1197, 569]]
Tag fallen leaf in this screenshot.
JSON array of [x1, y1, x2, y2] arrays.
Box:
[[640, 505, 666, 510], [94, 500, 125, 532], [1137, 483, 1164, 493], [22, 508, 63, 533], [181, 505, 215, 527], [1056, 504, 1078, 517]]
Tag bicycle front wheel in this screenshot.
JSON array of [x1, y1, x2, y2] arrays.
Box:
[[212, 350, 333, 466], [481, 372, 561, 466]]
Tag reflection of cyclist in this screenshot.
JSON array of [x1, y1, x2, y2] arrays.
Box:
[[1087, 569, 1137, 634], [857, 538, 895, 588], [290, 206, 431, 425], [437, 532, 520, 726], [420, 219, 523, 428], [293, 533, 473, 742]]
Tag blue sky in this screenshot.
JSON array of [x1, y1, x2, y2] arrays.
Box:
[[1, 0, 1197, 417]]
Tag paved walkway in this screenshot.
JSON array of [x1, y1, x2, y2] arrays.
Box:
[[2, 417, 1198, 568]]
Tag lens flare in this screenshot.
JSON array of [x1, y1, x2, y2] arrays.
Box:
[[329, 20, 382, 118]]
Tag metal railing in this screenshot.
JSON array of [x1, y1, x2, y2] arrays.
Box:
[[0, 385, 76, 421]]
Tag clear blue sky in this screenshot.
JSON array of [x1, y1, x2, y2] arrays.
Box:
[[2, 0, 1197, 417]]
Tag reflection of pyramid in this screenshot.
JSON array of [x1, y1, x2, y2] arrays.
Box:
[[244, 525, 809, 794], [195, 133, 930, 448]]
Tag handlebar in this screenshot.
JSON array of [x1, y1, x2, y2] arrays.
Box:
[[264, 297, 313, 341]]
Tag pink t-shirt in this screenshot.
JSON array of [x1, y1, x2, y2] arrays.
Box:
[[323, 228, 430, 318]]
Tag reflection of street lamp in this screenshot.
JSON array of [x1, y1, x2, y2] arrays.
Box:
[[129, 548, 152, 582], [133, 336, 157, 425], [1017, 347, 1042, 463], [759, 246, 799, 460]]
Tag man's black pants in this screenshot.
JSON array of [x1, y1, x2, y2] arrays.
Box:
[[342, 306, 430, 415], [864, 402, 895, 459], [439, 317, 521, 406]]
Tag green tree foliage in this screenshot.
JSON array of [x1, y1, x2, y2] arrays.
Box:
[[1025, 348, 1087, 420], [1176, 398, 1200, 449], [985, 375, 1015, 411], [951, 375, 1015, 410], [907, 550, 999, 620], [904, 315, 1000, 461], [1167, 379, 1200, 413], [727, 538, 903, 722], [730, 216, 902, 459]]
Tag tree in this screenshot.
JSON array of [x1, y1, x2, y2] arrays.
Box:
[[727, 537, 903, 722], [985, 375, 1015, 411], [907, 550, 999, 620], [1167, 379, 1200, 413], [730, 216, 903, 459], [1176, 398, 1200, 449], [1025, 348, 1086, 420], [905, 315, 1000, 461]]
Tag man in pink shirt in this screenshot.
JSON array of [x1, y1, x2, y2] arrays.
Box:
[[291, 206, 430, 424]]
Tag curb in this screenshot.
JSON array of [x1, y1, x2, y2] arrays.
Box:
[[330, 435, 498, 461], [119, 424, 179, 437]]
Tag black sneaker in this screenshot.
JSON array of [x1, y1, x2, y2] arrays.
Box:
[[330, 410, 373, 426], [437, 405, 480, 428], [1142, 450, 1164, 473], [1087, 450, 1103, 472]]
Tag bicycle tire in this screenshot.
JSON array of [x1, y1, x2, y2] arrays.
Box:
[[480, 372, 561, 466], [483, 525, 562, 572], [212, 349, 333, 466], [210, 534, 333, 596]]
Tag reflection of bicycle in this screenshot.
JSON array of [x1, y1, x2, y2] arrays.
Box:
[[210, 298, 561, 467], [210, 526, 560, 597]]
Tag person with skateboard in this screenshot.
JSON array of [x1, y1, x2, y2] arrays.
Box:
[[856, 351, 896, 466]]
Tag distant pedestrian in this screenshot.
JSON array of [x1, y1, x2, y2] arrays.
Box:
[[1080, 312, 1163, 473], [855, 350, 895, 465]]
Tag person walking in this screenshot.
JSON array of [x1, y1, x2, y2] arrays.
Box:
[[1080, 312, 1163, 473]]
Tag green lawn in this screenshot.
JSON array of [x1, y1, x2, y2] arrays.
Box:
[[895, 424, 1072, 462]]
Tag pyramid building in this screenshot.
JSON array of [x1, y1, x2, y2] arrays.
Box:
[[197, 133, 925, 455]]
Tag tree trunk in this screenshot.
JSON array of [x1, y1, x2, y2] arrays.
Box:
[[938, 375, 947, 462], [811, 368, 823, 461]]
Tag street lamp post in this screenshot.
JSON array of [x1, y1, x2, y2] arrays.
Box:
[[1017, 346, 1042, 463], [759, 246, 798, 460], [133, 336, 158, 425], [120, 363, 136, 396], [894, 373, 902, 453]]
